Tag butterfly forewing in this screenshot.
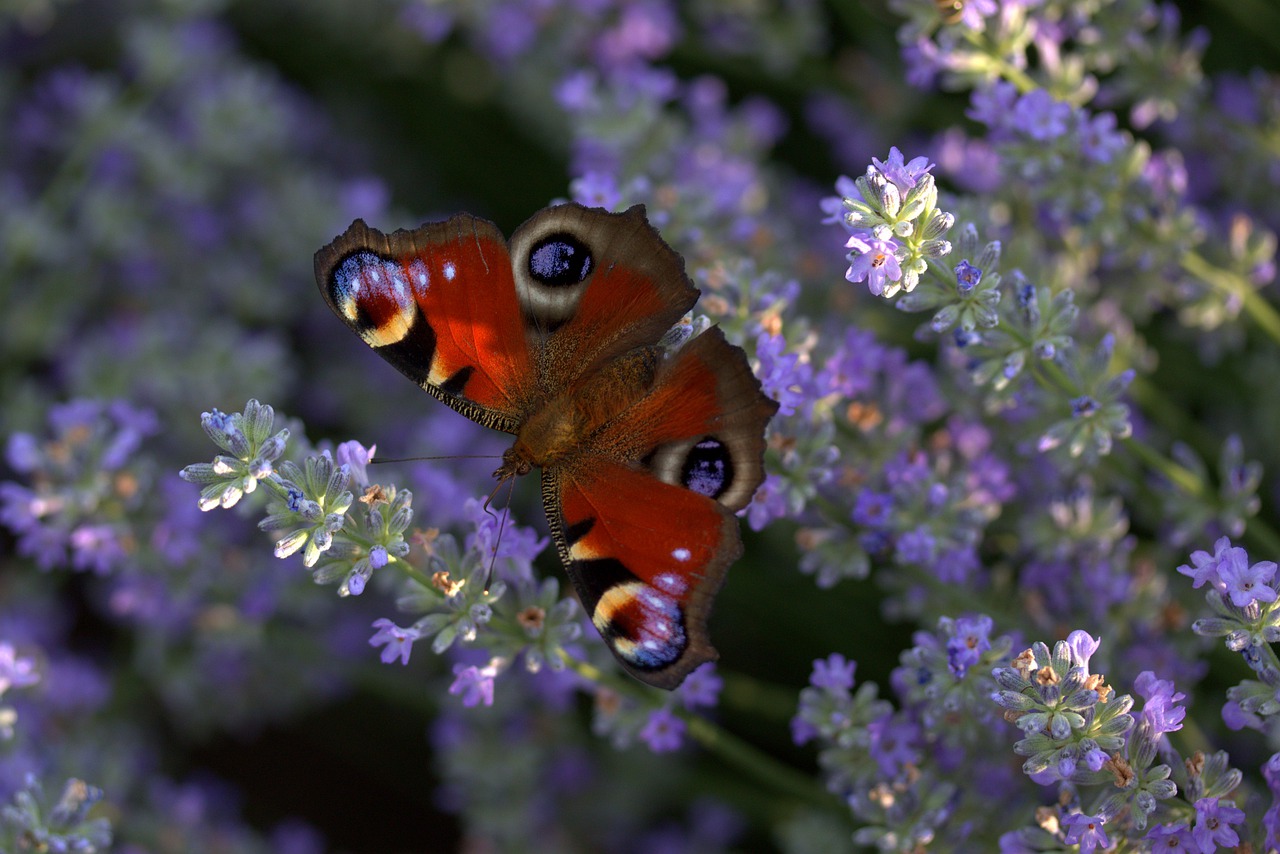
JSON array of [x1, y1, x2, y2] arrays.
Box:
[[507, 205, 699, 392], [314, 216, 534, 432]]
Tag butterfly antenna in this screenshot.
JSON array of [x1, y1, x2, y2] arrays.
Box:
[[482, 476, 518, 594], [370, 454, 502, 465]]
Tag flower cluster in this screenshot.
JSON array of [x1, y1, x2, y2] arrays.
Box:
[[825, 149, 956, 298]]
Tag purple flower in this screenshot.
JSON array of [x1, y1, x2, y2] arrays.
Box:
[[954, 259, 983, 293], [790, 715, 818, 746], [69, 523, 128, 575], [334, 441, 374, 489], [966, 82, 1020, 135], [844, 235, 902, 296], [1192, 797, 1245, 851], [6, 433, 40, 473], [640, 708, 686, 752], [368, 619, 420, 665], [1061, 813, 1109, 853], [810, 653, 856, 691], [851, 490, 894, 528], [1266, 751, 1280, 796], [1079, 111, 1127, 164], [556, 69, 597, 113], [884, 359, 946, 425], [1145, 822, 1201, 853], [463, 498, 548, 572], [1266, 753, 1280, 852], [754, 332, 813, 417], [948, 0, 997, 30], [1065, 630, 1101, 671], [1221, 699, 1263, 731], [0, 483, 68, 569], [743, 474, 789, 532], [867, 713, 920, 777], [0, 642, 40, 696], [1177, 536, 1235, 590], [1134, 670, 1187, 737], [1217, 548, 1278, 607], [871, 146, 934, 192], [945, 615, 993, 678], [570, 172, 621, 210], [678, 662, 722, 710], [1083, 744, 1109, 772], [1143, 149, 1190, 204], [818, 326, 886, 398], [448, 662, 497, 708], [901, 36, 944, 90], [1011, 90, 1072, 141], [594, 0, 678, 67], [895, 525, 937, 566]]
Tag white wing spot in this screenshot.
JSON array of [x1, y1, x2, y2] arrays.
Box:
[[654, 573, 688, 595], [443, 261, 457, 281], [672, 547, 691, 562], [410, 259, 429, 287]]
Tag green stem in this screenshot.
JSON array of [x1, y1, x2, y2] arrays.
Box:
[[1180, 250, 1280, 347], [1121, 436, 1203, 495], [684, 715, 839, 810], [386, 553, 435, 590], [557, 653, 835, 808]]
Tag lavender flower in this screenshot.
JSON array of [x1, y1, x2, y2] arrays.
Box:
[[991, 632, 1134, 785], [449, 661, 500, 708], [369, 619, 421, 665], [0, 776, 112, 853], [1, 399, 156, 574], [639, 708, 686, 753]]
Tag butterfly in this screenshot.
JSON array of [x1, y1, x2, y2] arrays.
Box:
[[313, 203, 778, 689]]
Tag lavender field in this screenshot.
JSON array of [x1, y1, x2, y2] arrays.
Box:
[[3, 1, 1280, 851]]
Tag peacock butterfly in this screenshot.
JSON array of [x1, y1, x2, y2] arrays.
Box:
[[313, 204, 778, 689]]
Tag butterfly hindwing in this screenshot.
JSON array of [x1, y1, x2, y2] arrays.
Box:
[[543, 328, 778, 687], [314, 216, 535, 432], [545, 461, 739, 688]]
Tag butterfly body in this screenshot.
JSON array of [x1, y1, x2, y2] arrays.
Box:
[[315, 204, 777, 689]]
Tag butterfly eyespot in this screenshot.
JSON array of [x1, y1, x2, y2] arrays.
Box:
[[528, 233, 593, 287], [681, 437, 734, 500]]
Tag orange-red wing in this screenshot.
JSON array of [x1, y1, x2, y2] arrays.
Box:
[[592, 328, 778, 512], [314, 216, 535, 431], [542, 328, 778, 689], [545, 460, 740, 689], [505, 205, 699, 391]]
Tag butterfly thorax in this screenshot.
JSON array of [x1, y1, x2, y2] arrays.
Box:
[[494, 346, 662, 481]]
